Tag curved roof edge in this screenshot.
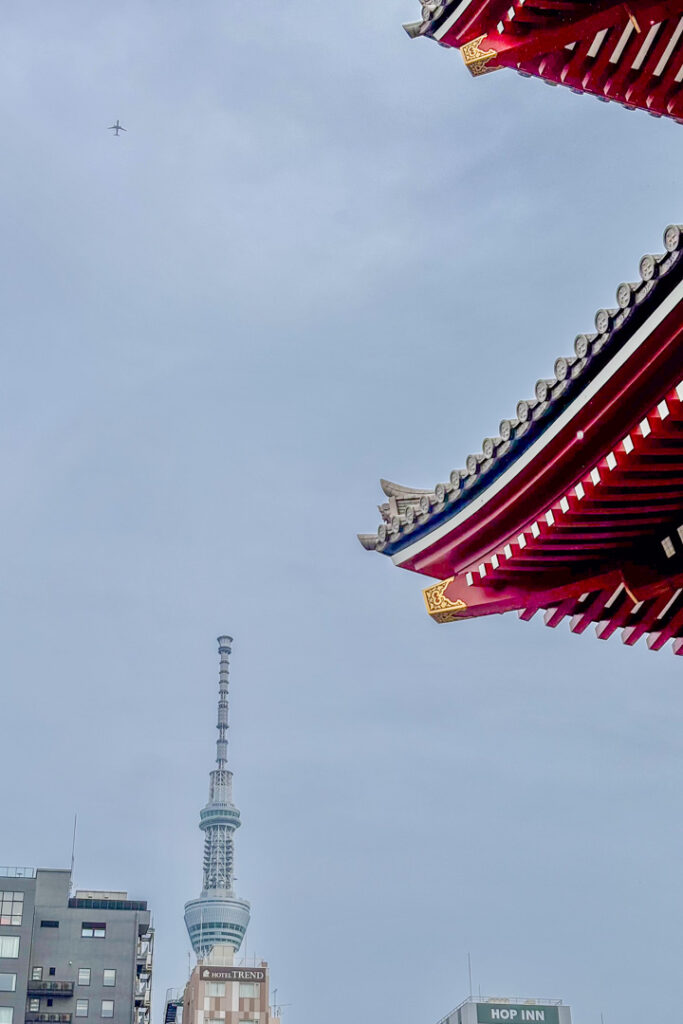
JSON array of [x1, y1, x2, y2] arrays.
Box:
[[360, 224, 683, 560]]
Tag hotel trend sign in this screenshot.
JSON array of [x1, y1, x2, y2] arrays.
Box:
[[199, 967, 265, 982], [476, 1007, 560, 1024]]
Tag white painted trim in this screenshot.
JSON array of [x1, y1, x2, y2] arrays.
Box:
[[631, 22, 660, 70], [392, 276, 683, 566], [434, 0, 477, 41], [609, 22, 634, 64], [605, 583, 624, 608], [587, 28, 608, 59], [657, 587, 682, 619], [654, 16, 683, 76]]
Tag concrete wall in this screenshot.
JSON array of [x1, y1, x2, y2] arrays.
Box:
[[0, 870, 151, 1024], [183, 946, 278, 1024], [0, 872, 38, 1024]]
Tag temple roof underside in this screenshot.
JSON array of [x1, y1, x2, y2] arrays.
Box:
[[360, 224, 683, 654], [405, 0, 683, 123]]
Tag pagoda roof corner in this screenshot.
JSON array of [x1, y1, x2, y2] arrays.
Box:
[[409, 0, 683, 124], [362, 223, 683, 653], [380, 478, 432, 499]]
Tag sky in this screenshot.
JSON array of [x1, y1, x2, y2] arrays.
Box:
[[2, 3, 683, 1024]]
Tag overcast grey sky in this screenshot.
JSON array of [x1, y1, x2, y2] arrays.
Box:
[[3, 4, 683, 1024]]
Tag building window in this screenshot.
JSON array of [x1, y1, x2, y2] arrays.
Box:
[[28, 1000, 39, 1012], [206, 984, 225, 997], [47, 1000, 53, 1008], [48, 970, 56, 977], [238, 985, 257, 999], [0, 977, 15, 994], [102, 972, 115, 988], [0, 938, 19, 959], [40, 921, 59, 929], [81, 923, 106, 939], [31, 969, 42, 982], [0, 1008, 14, 1024], [78, 970, 91, 986], [0, 891, 23, 927], [101, 1001, 114, 1018], [76, 1001, 89, 1018]]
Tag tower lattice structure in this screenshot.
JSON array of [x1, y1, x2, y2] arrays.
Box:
[[184, 636, 251, 957]]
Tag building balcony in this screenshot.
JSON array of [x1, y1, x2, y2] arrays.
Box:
[[25, 1014, 72, 1023], [27, 983, 74, 997]]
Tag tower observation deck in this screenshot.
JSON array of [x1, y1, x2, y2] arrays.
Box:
[[184, 636, 251, 957]]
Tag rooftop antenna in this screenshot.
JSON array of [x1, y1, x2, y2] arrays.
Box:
[[271, 991, 291, 1018], [468, 953, 473, 999], [69, 814, 77, 893]]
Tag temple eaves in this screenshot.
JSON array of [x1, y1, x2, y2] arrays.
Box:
[[405, 0, 683, 124], [361, 224, 683, 561], [360, 224, 683, 654]]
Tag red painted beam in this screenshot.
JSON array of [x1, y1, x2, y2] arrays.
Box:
[[407, 318, 683, 580], [446, 0, 679, 67], [621, 592, 674, 644], [646, 591, 683, 647], [438, 568, 623, 620], [570, 587, 621, 633], [544, 596, 580, 628], [595, 594, 638, 638]]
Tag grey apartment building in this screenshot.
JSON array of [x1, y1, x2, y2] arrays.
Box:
[[0, 869, 153, 1024]]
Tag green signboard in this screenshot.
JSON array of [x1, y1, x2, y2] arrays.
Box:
[[476, 1006, 560, 1024]]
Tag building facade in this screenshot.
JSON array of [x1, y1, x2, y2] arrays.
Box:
[[436, 998, 571, 1024], [182, 946, 278, 1024], [0, 868, 153, 1024], [163, 991, 183, 1024]]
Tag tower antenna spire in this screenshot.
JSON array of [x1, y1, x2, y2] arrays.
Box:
[[216, 635, 231, 769], [184, 636, 251, 959]]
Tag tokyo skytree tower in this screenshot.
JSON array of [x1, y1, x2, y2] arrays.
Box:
[[184, 636, 251, 956]]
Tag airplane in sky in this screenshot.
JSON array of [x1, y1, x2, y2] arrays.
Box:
[[108, 120, 127, 136]]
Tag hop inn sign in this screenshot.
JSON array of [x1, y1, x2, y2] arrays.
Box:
[[477, 1007, 560, 1024]]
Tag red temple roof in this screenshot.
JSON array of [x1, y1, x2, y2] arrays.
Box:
[[405, 0, 683, 122], [360, 224, 683, 653]]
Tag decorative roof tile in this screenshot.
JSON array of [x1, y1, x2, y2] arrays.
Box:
[[360, 224, 683, 555]]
